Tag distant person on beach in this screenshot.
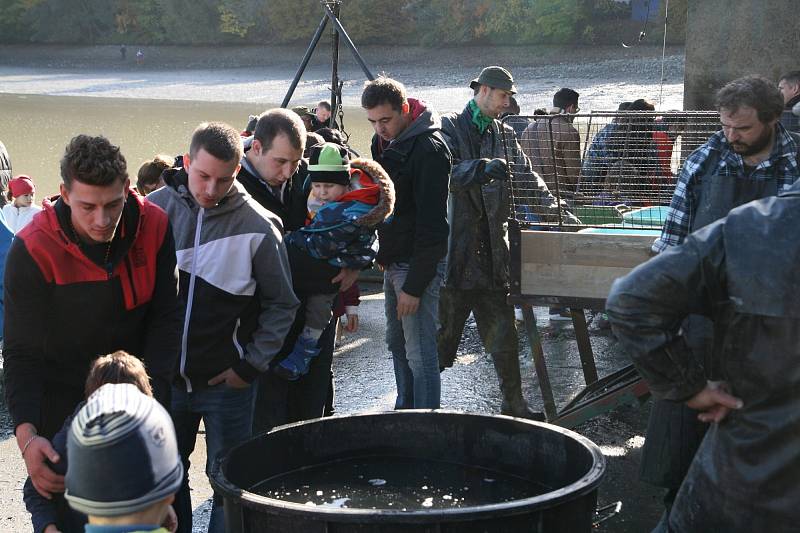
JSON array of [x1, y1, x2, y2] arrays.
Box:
[[3, 174, 42, 233], [149, 122, 298, 533], [136, 154, 172, 196], [136, 48, 144, 65], [0, 139, 12, 207], [4, 134, 181, 504], [120, 44, 127, 61]]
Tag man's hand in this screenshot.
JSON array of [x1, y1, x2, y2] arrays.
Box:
[[44, 525, 62, 533], [686, 381, 743, 423], [484, 158, 510, 181], [208, 368, 249, 389], [397, 291, 420, 318], [344, 314, 359, 333], [332, 268, 359, 292], [17, 423, 63, 499]]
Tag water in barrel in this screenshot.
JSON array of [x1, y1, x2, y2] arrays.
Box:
[[250, 456, 550, 510]]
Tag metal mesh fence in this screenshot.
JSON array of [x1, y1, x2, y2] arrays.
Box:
[[502, 111, 721, 230]]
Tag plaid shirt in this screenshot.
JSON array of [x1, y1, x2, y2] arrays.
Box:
[[653, 125, 800, 252]]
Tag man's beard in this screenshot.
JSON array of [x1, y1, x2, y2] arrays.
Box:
[[730, 126, 773, 156]]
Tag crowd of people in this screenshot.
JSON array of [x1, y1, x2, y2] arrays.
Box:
[[1, 64, 800, 533]]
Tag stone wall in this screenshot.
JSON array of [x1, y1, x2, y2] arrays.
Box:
[[684, 0, 800, 109]]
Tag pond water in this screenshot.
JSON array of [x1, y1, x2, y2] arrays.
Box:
[[0, 93, 374, 198], [250, 455, 549, 510]]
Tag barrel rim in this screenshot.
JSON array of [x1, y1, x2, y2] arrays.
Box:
[[210, 410, 606, 523]]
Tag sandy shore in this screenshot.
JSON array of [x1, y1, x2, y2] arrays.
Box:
[[0, 44, 685, 112]]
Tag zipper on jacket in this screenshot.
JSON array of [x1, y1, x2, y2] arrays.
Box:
[[232, 318, 244, 360], [124, 255, 138, 307], [179, 207, 204, 393]]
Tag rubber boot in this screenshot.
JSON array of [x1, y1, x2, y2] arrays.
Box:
[[491, 350, 544, 421]]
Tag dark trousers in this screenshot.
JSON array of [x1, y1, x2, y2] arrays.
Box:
[[437, 288, 518, 369], [40, 383, 84, 439], [252, 300, 336, 434]]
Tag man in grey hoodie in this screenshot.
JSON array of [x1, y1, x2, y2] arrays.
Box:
[[148, 122, 299, 533]]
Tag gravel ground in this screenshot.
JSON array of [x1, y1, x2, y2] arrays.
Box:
[[0, 283, 660, 532]]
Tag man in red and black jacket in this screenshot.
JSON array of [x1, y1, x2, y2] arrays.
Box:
[[4, 134, 181, 501]]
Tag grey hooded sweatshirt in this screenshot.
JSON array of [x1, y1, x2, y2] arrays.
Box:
[[149, 169, 299, 392]]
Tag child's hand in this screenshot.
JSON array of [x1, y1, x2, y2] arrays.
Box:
[[344, 313, 359, 333]]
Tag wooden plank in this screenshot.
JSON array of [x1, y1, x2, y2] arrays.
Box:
[[520, 231, 654, 269], [519, 231, 654, 300], [521, 263, 633, 300]]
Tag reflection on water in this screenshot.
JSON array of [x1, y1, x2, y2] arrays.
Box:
[[250, 455, 549, 510], [0, 93, 373, 197]]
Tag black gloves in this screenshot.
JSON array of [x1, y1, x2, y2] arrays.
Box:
[[483, 158, 510, 182]]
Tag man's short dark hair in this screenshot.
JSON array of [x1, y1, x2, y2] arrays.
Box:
[[553, 88, 579, 109], [317, 100, 331, 112], [715, 76, 784, 123], [61, 135, 128, 189], [779, 70, 800, 85], [361, 76, 407, 112], [253, 108, 306, 153], [629, 98, 656, 111], [189, 122, 243, 163]]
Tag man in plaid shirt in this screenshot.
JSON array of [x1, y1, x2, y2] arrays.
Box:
[[644, 75, 800, 532], [654, 78, 800, 253]]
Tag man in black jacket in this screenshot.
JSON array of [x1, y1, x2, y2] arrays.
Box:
[[238, 108, 359, 432], [607, 183, 800, 532], [4, 134, 181, 500], [362, 76, 451, 409]]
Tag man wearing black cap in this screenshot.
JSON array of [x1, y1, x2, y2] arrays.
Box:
[[438, 66, 568, 419]]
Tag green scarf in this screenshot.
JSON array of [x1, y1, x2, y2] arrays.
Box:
[[469, 99, 493, 134]]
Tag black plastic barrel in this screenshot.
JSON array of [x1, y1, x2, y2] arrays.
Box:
[[210, 411, 605, 533]]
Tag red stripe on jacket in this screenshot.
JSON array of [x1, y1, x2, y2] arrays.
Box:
[[18, 191, 169, 311]]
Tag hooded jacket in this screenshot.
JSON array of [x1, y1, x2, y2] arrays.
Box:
[[520, 112, 581, 196], [440, 103, 562, 290], [286, 158, 395, 271], [3, 192, 180, 433], [149, 169, 299, 391], [371, 98, 451, 297], [236, 157, 309, 233], [606, 181, 800, 531]]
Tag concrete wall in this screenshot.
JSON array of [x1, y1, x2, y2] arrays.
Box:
[[684, 0, 800, 110]]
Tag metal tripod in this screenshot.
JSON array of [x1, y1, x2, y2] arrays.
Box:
[[280, 0, 375, 133]]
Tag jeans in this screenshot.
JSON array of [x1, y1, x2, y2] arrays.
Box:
[[171, 383, 255, 533], [384, 261, 444, 409]]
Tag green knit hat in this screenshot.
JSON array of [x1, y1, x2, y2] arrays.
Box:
[[308, 143, 350, 185]]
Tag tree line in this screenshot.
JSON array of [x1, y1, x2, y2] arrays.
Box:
[[0, 0, 686, 46]]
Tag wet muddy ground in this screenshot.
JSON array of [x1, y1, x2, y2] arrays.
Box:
[[0, 282, 661, 532]]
